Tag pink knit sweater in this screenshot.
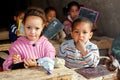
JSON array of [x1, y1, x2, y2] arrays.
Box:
[[3, 36, 56, 71]]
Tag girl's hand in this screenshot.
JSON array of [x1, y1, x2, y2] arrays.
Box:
[[24, 59, 38, 68], [75, 40, 87, 56], [12, 52, 22, 64]]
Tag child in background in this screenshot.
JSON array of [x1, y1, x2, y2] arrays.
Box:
[[9, 9, 25, 42], [63, 1, 80, 40], [58, 17, 100, 68], [3, 7, 56, 71], [44, 6, 66, 42], [45, 6, 56, 26]]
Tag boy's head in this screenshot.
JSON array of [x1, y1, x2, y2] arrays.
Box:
[[14, 9, 25, 25], [44, 7, 56, 23], [71, 17, 93, 44], [67, 1, 80, 21]]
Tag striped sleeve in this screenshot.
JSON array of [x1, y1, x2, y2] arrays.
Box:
[[58, 41, 68, 57], [11, 25, 18, 34], [82, 45, 100, 67]]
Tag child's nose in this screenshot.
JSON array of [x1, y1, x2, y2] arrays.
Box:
[[30, 29, 36, 34], [79, 33, 83, 37]]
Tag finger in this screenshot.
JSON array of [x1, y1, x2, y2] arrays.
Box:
[[24, 59, 30, 66], [30, 59, 37, 66], [31, 58, 36, 62], [26, 59, 34, 66]]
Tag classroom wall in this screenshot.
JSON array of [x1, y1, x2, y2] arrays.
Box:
[[0, 0, 119, 38], [26, 0, 120, 38]]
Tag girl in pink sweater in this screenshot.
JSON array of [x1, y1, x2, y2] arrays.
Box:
[[3, 7, 56, 71]]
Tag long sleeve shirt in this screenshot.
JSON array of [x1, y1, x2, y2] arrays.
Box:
[[3, 36, 56, 71], [58, 40, 100, 68], [9, 24, 18, 42]]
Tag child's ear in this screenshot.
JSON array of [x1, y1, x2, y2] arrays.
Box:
[[89, 32, 93, 39]]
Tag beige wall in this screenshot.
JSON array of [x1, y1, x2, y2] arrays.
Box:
[[31, 0, 120, 38]]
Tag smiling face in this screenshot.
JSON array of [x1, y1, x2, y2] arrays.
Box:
[[71, 22, 93, 44], [46, 10, 56, 22], [24, 16, 44, 42]]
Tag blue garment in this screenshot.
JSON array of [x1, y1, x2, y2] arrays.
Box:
[[111, 34, 120, 61], [9, 24, 18, 42]]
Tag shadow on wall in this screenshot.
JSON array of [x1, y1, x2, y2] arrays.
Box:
[[0, 0, 31, 28]]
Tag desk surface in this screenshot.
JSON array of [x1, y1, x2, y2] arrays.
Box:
[[0, 66, 117, 80], [0, 43, 10, 51], [0, 67, 73, 80]]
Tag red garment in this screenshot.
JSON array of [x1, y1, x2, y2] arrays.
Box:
[[63, 16, 73, 39]]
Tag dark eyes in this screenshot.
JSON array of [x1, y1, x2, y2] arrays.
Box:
[[27, 27, 30, 29], [74, 30, 88, 34], [35, 27, 40, 30], [26, 26, 40, 30], [83, 31, 87, 34], [74, 30, 79, 33]]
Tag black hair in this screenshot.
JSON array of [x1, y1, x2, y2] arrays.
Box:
[[14, 9, 25, 17], [67, 1, 80, 12], [63, 1, 81, 16], [44, 6, 57, 14], [72, 17, 93, 31]]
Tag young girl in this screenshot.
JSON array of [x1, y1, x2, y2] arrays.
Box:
[[58, 17, 100, 68], [9, 9, 25, 42], [3, 7, 56, 71], [44, 6, 66, 42], [63, 1, 80, 39]]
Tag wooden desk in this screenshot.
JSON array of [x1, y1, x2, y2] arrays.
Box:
[[0, 67, 73, 80], [0, 43, 11, 51], [91, 36, 114, 50], [0, 66, 117, 80]]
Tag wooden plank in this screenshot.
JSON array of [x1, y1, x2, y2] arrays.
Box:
[[0, 67, 73, 80], [0, 43, 11, 51], [91, 36, 114, 50]]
